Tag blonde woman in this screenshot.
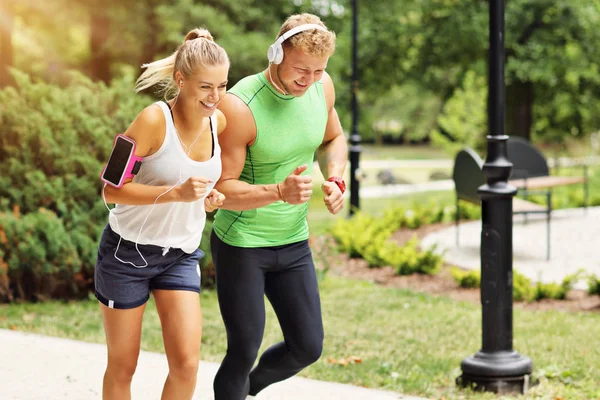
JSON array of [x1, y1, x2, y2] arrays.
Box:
[[94, 28, 228, 400]]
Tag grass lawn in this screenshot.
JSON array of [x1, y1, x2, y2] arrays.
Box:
[[311, 145, 452, 186], [360, 144, 449, 161], [1, 276, 599, 399]]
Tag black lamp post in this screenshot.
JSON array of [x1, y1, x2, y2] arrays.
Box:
[[349, 0, 361, 215], [457, 0, 534, 394]]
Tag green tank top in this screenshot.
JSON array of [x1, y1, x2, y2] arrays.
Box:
[[213, 72, 328, 247]]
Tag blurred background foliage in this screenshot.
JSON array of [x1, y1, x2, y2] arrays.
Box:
[[2, 0, 599, 146], [1, 0, 600, 301]]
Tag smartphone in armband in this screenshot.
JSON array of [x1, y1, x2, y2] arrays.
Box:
[[100, 134, 143, 188]]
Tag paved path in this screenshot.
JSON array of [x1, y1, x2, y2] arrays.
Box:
[[421, 206, 600, 288], [0, 329, 426, 400]]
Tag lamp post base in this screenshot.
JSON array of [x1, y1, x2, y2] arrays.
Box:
[[458, 351, 534, 394]]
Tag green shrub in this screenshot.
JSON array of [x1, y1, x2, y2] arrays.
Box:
[[514, 271, 576, 302], [391, 238, 443, 275], [534, 271, 580, 301], [0, 208, 84, 302], [331, 212, 397, 261], [0, 70, 151, 301], [456, 201, 482, 220], [449, 267, 577, 301], [331, 210, 443, 276], [512, 271, 535, 302], [534, 282, 566, 301], [330, 201, 479, 277], [451, 267, 481, 288], [588, 274, 600, 296]]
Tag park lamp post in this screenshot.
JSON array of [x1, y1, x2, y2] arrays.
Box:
[[457, 0, 534, 394], [349, 0, 361, 215]]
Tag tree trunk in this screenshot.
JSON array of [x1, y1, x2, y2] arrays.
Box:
[[137, 5, 160, 97], [375, 130, 383, 146], [139, 6, 159, 74], [0, 9, 14, 87], [90, 13, 111, 82], [506, 80, 534, 140]]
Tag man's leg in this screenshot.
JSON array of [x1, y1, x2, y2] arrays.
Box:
[[211, 231, 271, 400], [248, 240, 324, 395]]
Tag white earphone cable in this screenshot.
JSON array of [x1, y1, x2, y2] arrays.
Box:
[[103, 91, 207, 268], [267, 64, 289, 95]]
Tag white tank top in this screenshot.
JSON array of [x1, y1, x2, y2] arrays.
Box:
[[109, 101, 221, 254]]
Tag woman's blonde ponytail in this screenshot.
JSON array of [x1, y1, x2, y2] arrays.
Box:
[[134, 28, 228, 98]]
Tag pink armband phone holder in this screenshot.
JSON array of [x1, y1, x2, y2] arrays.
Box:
[[100, 134, 144, 188]]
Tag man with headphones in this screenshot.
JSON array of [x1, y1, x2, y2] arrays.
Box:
[[211, 13, 347, 400]]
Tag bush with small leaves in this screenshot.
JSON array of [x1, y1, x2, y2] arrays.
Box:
[[0, 70, 151, 301], [451, 267, 481, 289]]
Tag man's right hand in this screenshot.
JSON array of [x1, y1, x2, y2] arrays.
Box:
[[279, 165, 313, 204], [176, 176, 213, 202]]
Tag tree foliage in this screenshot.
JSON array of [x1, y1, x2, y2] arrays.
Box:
[[2, 0, 600, 302], [0, 71, 150, 301], [352, 0, 600, 144]]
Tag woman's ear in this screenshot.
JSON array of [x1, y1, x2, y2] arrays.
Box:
[[174, 72, 184, 88]]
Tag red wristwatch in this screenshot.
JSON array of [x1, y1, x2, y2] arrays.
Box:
[[327, 176, 346, 194]]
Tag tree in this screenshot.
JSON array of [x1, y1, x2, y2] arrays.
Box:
[[76, 0, 138, 83], [0, 2, 15, 87], [505, 0, 600, 141], [341, 0, 600, 142], [4, 0, 90, 82], [431, 70, 488, 154], [89, 13, 111, 82]]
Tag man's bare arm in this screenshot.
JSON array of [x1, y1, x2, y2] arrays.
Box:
[[215, 93, 282, 210]]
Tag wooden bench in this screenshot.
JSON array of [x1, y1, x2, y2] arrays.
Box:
[[453, 138, 589, 261], [453, 147, 552, 260], [506, 136, 589, 208]]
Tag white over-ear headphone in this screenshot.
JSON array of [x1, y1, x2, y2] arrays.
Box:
[[267, 23, 328, 65]]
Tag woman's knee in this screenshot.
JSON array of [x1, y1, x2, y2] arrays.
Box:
[[169, 355, 200, 383], [106, 356, 138, 383]]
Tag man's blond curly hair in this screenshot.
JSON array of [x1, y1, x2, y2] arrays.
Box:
[[277, 13, 336, 58]]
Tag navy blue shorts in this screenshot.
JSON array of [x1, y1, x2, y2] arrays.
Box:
[[94, 225, 203, 310]]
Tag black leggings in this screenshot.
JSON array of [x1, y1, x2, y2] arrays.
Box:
[[211, 230, 324, 400]]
